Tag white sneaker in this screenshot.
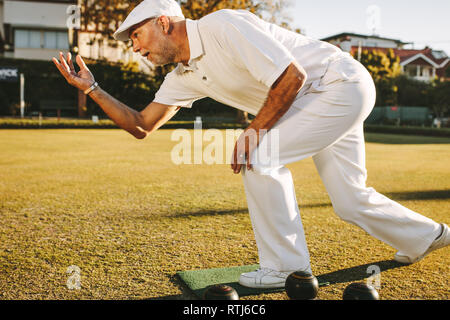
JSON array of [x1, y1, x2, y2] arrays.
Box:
[[239, 267, 291, 289], [394, 224, 450, 264]]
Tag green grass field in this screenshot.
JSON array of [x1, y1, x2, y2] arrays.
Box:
[[0, 129, 449, 300]]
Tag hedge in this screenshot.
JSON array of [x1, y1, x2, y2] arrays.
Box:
[[0, 117, 246, 129], [0, 118, 117, 129], [2, 118, 450, 137], [364, 124, 450, 137], [0, 58, 77, 116]]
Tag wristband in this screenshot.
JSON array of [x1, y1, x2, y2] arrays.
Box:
[[84, 82, 99, 95]]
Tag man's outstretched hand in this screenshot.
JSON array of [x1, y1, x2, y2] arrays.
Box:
[[52, 52, 95, 92]]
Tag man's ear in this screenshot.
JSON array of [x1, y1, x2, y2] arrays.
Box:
[[158, 16, 171, 34]]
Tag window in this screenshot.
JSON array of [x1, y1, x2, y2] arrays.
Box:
[[14, 29, 69, 49], [29, 31, 41, 48], [405, 65, 417, 77], [432, 51, 447, 59], [44, 31, 57, 49], [15, 30, 29, 48], [57, 32, 69, 50]]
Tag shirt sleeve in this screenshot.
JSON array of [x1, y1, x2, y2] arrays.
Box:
[[153, 66, 206, 108], [201, 10, 296, 88]]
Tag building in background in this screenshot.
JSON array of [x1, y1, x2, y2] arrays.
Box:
[[0, 0, 150, 118], [1, 0, 75, 60], [0, 0, 151, 72], [322, 32, 411, 51], [322, 32, 450, 82]]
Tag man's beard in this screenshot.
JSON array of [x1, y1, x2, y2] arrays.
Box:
[[151, 41, 179, 66]]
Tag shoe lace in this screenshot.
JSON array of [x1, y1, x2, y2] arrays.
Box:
[[258, 267, 288, 278]]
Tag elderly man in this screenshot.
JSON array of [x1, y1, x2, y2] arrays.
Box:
[[53, 0, 449, 289]]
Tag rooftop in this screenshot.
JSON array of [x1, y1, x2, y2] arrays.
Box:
[[350, 46, 449, 67], [321, 32, 412, 45]]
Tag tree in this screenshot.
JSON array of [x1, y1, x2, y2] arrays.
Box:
[[429, 80, 450, 118], [445, 64, 450, 79], [394, 75, 431, 107], [179, 0, 293, 27], [355, 49, 402, 106], [357, 48, 401, 81], [80, 0, 133, 41]]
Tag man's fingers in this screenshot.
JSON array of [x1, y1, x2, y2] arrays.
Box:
[[76, 54, 89, 71], [59, 52, 71, 73], [231, 143, 242, 174], [234, 152, 245, 174], [52, 57, 70, 79], [231, 143, 238, 170], [67, 52, 75, 72], [246, 154, 252, 170], [245, 136, 251, 170], [53, 56, 76, 86]]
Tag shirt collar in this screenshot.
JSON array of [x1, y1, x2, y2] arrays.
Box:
[[179, 19, 204, 73]]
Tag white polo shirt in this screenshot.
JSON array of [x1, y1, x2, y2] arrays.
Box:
[[153, 9, 344, 116]]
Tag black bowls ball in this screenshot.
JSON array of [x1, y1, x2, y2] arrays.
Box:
[[203, 284, 239, 300], [285, 271, 319, 300], [342, 282, 379, 300]]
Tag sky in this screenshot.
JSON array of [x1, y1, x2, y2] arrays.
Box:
[[290, 0, 450, 54]]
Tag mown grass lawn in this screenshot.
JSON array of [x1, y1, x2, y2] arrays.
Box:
[[0, 129, 449, 300]]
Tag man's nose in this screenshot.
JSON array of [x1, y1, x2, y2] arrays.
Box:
[[132, 41, 140, 53]]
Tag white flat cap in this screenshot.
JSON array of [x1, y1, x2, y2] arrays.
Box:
[[113, 0, 185, 42]]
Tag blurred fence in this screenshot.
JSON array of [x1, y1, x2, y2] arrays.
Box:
[[365, 106, 432, 126]]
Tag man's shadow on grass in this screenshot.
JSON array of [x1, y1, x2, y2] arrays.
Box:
[[169, 188, 449, 219], [385, 189, 450, 201], [315, 259, 406, 286], [168, 203, 333, 218]]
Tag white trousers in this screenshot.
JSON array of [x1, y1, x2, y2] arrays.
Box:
[[242, 55, 441, 273]]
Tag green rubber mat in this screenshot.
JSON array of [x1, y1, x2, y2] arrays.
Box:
[[177, 265, 329, 299]]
